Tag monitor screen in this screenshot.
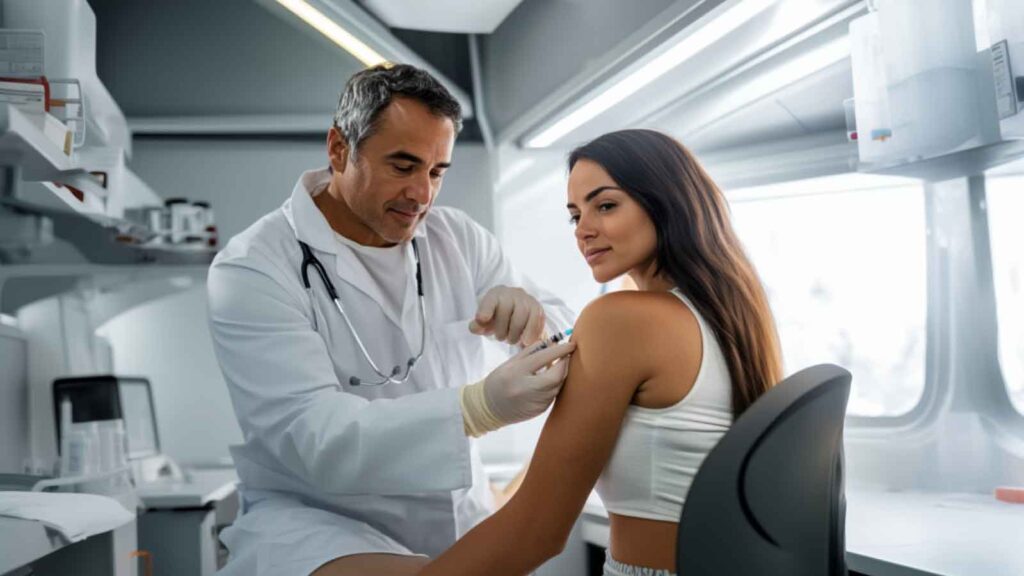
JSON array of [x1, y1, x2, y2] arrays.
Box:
[[53, 375, 161, 459], [53, 376, 121, 449]]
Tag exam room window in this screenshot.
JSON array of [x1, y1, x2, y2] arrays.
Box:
[[727, 175, 927, 417], [985, 174, 1024, 415]]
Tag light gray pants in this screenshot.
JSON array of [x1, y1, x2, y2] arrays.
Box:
[[602, 551, 677, 576]]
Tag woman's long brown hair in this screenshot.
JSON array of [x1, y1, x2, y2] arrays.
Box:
[[569, 129, 783, 416]]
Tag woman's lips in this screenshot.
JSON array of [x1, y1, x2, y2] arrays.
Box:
[[585, 248, 611, 264]]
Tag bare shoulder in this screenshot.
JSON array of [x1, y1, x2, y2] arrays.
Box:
[[571, 290, 699, 385], [575, 290, 696, 339]]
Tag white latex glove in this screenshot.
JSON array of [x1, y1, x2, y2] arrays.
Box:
[[461, 339, 575, 437], [469, 285, 546, 346]]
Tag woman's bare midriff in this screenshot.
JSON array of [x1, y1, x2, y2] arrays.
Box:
[[608, 512, 679, 571]]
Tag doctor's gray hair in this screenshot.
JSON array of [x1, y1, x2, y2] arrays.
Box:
[[333, 64, 463, 160]]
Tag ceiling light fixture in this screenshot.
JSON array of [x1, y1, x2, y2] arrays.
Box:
[[524, 0, 778, 148], [275, 0, 388, 67]]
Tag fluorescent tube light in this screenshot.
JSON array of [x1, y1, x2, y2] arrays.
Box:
[[275, 0, 388, 67], [524, 0, 778, 148]]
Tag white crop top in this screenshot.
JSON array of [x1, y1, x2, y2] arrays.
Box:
[[594, 288, 734, 523]]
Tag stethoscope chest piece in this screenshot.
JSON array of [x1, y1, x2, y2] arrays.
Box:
[[298, 238, 427, 386]]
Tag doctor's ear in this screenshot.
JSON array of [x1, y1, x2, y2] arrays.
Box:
[[327, 126, 351, 174]]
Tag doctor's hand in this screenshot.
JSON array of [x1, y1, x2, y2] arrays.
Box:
[[469, 285, 546, 346], [460, 339, 575, 437]]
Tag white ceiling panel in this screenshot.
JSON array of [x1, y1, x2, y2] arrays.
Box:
[[360, 0, 523, 33], [687, 101, 807, 152], [687, 58, 853, 152]]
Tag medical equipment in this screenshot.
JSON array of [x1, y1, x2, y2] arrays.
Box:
[[166, 198, 208, 245], [528, 328, 573, 355], [45, 378, 136, 498], [298, 238, 427, 386], [51, 375, 184, 488], [53, 376, 160, 460], [988, 0, 1024, 139]]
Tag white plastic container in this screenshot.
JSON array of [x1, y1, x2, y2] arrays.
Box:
[[988, 0, 1024, 138], [850, 12, 894, 163], [60, 421, 100, 479], [145, 206, 170, 244], [879, 0, 984, 159], [95, 419, 132, 494], [59, 418, 132, 495], [165, 198, 192, 245], [851, 0, 990, 166], [0, 0, 95, 79]]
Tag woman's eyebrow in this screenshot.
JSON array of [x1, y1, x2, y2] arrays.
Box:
[[567, 186, 621, 209]]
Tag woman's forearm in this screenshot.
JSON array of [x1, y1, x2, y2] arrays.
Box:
[[417, 500, 565, 575], [491, 460, 531, 510]]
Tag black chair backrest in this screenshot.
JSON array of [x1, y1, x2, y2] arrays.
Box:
[[677, 363, 851, 576]]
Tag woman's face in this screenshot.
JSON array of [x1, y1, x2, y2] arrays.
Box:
[[567, 159, 658, 285]]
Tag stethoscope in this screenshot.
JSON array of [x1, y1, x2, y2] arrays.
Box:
[[298, 238, 427, 386]]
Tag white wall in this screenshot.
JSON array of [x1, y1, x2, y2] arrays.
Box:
[[129, 139, 495, 241], [18, 294, 113, 470], [98, 284, 240, 467], [0, 325, 28, 473], [495, 152, 601, 316]]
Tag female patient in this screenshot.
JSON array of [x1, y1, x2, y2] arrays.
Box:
[[421, 129, 783, 576]]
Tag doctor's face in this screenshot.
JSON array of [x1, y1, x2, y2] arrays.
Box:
[[567, 159, 658, 284], [328, 97, 455, 247]]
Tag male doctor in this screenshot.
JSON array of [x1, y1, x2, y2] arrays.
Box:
[[207, 63, 576, 576]]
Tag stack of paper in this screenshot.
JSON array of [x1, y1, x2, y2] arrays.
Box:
[[0, 77, 46, 112], [0, 78, 73, 156], [0, 492, 134, 543]]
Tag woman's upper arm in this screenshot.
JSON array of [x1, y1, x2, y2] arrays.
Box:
[[417, 293, 658, 575], [501, 292, 656, 540]]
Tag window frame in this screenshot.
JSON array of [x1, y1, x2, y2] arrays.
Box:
[[843, 188, 945, 434], [978, 174, 1024, 428], [969, 179, 1024, 438], [727, 177, 933, 426], [843, 174, 1024, 444]]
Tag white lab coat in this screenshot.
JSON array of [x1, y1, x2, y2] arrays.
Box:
[[207, 168, 574, 576]]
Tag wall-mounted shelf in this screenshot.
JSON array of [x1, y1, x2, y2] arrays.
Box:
[[39, 181, 106, 216], [0, 261, 211, 315], [0, 103, 118, 221], [1, 103, 214, 264], [0, 197, 217, 272], [0, 104, 85, 182], [861, 138, 1024, 182], [0, 104, 162, 225]]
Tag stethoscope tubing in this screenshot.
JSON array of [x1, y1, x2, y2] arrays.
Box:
[[299, 239, 427, 386]]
